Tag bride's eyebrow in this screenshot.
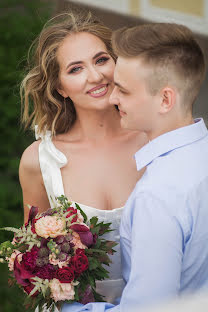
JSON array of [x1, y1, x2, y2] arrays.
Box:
[[66, 51, 109, 70], [66, 61, 82, 70], [92, 51, 108, 59]]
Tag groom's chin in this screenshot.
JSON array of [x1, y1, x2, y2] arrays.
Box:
[[120, 117, 137, 131], [120, 117, 128, 129]]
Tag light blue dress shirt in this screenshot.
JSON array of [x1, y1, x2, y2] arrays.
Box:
[[62, 118, 208, 312]]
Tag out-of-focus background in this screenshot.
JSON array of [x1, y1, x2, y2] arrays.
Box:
[[0, 1, 207, 311]]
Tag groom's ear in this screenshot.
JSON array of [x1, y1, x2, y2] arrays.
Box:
[[159, 87, 176, 114]]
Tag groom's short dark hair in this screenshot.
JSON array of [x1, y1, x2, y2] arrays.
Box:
[[112, 23, 206, 111]]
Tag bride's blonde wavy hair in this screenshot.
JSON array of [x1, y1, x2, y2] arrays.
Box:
[[20, 11, 116, 136]]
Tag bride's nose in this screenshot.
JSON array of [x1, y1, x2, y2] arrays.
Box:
[[87, 66, 103, 83]]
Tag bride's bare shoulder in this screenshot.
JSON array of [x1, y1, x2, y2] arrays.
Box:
[[19, 140, 40, 174]]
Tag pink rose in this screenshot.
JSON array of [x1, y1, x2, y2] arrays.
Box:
[[71, 232, 87, 250], [6, 250, 22, 271]]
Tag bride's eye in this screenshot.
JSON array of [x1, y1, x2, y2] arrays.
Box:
[[68, 66, 82, 74], [96, 57, 109, 64]]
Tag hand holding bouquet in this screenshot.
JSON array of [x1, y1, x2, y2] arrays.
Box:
[[0, 196, 117, 311]]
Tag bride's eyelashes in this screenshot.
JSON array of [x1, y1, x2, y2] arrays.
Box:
[[96, 56, 110, 64], [68, 66, 82, 74], [68, 56, 110, 74]]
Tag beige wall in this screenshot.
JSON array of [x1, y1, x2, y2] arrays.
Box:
[[151, 0, 204, 17], [71, 0, 208, 35]]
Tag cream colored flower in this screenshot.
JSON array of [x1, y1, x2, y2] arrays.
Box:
[[6, 250, 22, 271], [49, 278, 75, 302], [35, 216, 66, 238]]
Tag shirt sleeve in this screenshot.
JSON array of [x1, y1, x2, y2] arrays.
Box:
[[61, 192, 184, 312]]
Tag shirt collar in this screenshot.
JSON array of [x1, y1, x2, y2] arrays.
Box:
[[135, 118, 208, 171]]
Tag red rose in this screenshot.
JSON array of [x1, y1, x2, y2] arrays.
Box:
[[66, 207, 78, 223], [56, 266, 74, 283], [34, 264, 56, 280], [70, 249, 89, 277]]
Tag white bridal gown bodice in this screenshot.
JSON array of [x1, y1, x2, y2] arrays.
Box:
[[35, 128, 125, 304]]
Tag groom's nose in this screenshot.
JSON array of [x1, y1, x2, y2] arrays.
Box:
[[109, 86, 119, 105]]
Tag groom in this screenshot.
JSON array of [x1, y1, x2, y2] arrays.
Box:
[[62, 23, 208, 311]]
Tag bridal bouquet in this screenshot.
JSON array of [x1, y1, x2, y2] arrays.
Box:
[[0, 196, 116, 311]]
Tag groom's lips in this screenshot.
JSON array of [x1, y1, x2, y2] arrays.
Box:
[[119, 108, 126, 116]]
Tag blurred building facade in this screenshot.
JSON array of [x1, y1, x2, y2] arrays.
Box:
[[67, 0, 208, 36]]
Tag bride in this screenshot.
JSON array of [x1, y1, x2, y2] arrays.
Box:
[[19, 11, 147, 306]]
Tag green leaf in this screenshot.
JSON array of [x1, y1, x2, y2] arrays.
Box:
[[91, 225, 100, 235], [88, 248, 106, 254], [97, 254, 111, 265], [74, 285, 79, 301], [75, 203, 87, 223], [92, 239, 101, 248], [88, 272, 96, 288], [0, 240, 15, 256], [56, 195, 71, 209], [98, 223, 113, 235], [88, 257, 99, 271], [89, 216, 98, 226]]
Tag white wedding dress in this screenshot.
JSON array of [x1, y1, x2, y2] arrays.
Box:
[[35, 129, 125, 310]]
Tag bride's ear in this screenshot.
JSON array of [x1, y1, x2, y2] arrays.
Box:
[[56, 83, 68, 98], [57, 88, 68, 98]]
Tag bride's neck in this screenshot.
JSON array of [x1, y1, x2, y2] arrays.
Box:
[[69, 106, 122, 142]]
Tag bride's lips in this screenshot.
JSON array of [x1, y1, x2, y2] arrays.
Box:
[[87, 84, 108, 98]]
